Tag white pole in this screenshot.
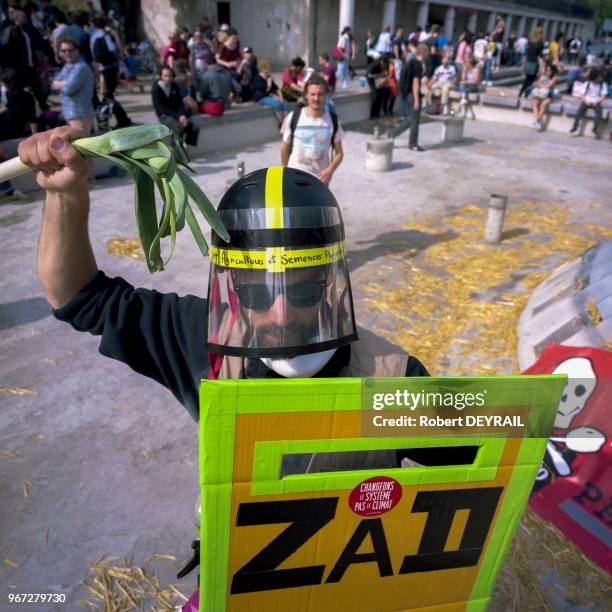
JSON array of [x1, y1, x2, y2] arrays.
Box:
[[0, 156, 31, 182]]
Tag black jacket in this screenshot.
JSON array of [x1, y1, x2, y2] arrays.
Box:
[[400, 57, 423, 97], [54, 272, 429, 420], [151, 81, 187, 119]]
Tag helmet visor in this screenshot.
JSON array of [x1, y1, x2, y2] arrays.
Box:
[[206, 240, 358, 358]]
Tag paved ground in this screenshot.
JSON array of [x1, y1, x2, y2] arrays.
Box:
[[0, 119, 611, 611]]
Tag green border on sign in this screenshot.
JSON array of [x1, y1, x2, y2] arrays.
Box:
[[198, 375, 566, 612]]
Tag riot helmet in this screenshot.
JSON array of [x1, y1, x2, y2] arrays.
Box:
[[205, 166, 358, 359]]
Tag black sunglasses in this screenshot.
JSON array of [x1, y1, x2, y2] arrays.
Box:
[[234, 280, 327, 311]]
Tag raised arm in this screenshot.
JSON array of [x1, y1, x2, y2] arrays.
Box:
[[18, 127, 97, 309]]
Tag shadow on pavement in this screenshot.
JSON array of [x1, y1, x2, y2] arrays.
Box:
[[0, 297, 51, 331], [421, 137, 485, 151], [347, 228, 458, 273]]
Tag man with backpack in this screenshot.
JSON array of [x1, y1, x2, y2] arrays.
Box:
[[280, 74, 343, 185], [90, 16, 120, 99]]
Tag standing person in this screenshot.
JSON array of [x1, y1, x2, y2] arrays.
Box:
[[387, 55, 399, 115], [392, 25, 405, 59], [0, 5, 50, 110], [455, 32, 472, 79], [568, 37, 582, 65], [250, 58, 288, 126], [473, 32, 487, 69], [548, 32, 564, 69], [90, 17, 119, 99], [280, 74, 343, 185], [0, 68, 37, 139], [530, 63, 557, 131], [569, 68, 608, 138], [484, 34, 496, 85], [364, 29, 376, 65], [152, 65, 199, 145], [336, 26, 353, 90], [366, 53, 389, 119], [318, 52, 337, 113], [375, 25, 393, 55], [52, 37, 95, 134], [401, 42, 427, 152], [492, 18, 505, 70], [518, 27, 544, 97], [515, 32, 528, 66]]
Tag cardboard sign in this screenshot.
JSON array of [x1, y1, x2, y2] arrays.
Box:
[[525, 345, 612, 573], [199, 376, 564, 611]]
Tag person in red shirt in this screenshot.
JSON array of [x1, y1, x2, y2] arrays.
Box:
[[166, 30, 190, 69], [215, 28, 242, 73], [318, 53, 336, 93], [281, 56, 305, 102]]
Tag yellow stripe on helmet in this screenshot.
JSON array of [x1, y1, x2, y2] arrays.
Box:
[[265, 166, 284, 229]]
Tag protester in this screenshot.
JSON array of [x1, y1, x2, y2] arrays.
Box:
[[165, 28, 190, 69], [387, 54, 399, 115], [491, 18, 505, 70], [375, 25, 393, 55], [519, 27, 544, 97], [151, 66, 199, 145], [280, 73, 343, 185], [455, 32, 473, 78], [281, 56, 305, 102], [530, 63, 558, 131], [364, 29, 376, 65], [473, 32, 488, 69], [198, 60, 241, 113], [570, 68, 608, 139], [250, 58, 288, 126], [0, 68, 36, 140], [319, 52, 336, 94], [52, 36, 95, 133], [392, 26, 405, 60]]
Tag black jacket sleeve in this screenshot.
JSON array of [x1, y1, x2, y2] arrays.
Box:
[[405, 355, 430, 377], [53, 271, 209, 420], [152, 82, 186, 119]]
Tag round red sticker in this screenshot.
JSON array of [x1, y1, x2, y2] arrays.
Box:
[[348, 476, 402, 517]]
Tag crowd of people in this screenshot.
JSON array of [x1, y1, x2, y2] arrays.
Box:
[[353, 19, 610, 146], [1, 3, 610, 158]]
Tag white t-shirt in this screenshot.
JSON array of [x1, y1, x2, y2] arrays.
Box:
[[338, 33, 351, 60], [473, 38, 487, 61], [584, 81, 607, 104], [281, 109, 344, 177], [433, 64, 457, 84]]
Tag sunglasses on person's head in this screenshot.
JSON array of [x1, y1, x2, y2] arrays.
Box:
[[234, 279, 327, 311]]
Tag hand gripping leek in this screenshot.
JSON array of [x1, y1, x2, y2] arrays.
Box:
[[0, 125, 230, 272]]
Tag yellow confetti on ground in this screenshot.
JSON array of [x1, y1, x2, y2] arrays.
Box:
[[0, 384, 37, 397], [106, 237, 144, 260], [3, 557, 19, 568], [0, 450, 18, 457], [357, 199, 612, 609]]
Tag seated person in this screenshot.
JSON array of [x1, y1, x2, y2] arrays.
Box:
[[173, 58, 199, 115], [0, 68, 36, 140], [198, 61, 242, 111], [250, 58, 289, 125], [426, 52, 457, 114], [236, 46, 257, 102], [457, 57, 481, 111], [151, 65, 199, 145], [281, 57, 305, 102], [567, 55, 587, 94], [570, 68, 608, 139], [530, 63, 557, 131]]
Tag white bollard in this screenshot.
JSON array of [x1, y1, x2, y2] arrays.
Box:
[[441, 117, 465, 143], [365, 139, 394, 172], [484, 194, 508, 244]]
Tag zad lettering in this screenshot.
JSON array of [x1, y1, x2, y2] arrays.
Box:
[[230, 486, 503, 594]]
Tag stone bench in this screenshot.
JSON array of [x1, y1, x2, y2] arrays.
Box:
[[481, 94, 519, 109]]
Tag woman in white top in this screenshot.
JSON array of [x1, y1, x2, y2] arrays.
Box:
[[336, 26, 354, 90]]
